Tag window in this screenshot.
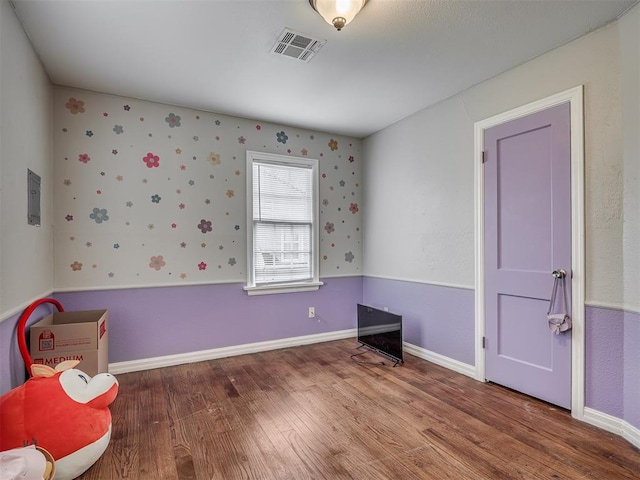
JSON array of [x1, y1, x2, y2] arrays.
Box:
[[245, 151, 322, 295]]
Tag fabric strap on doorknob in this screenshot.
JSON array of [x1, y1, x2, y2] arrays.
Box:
[[547, 275, 571, 334]]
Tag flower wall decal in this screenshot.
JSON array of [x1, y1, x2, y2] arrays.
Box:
[[54, 87, 362, 288], [143, 152, 160, 168], [149, 255, 166, 271], [65, 97, 85, 114], [276, 131, 288, 144], [89, 208, 109, 224], [197, 219, 213, 233], [208, 152, 221, 165], [165, 113, 181, 128]]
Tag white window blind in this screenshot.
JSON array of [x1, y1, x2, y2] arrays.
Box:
[[246, 152, 321, 294]]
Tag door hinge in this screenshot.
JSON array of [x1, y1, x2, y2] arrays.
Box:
[[482, 151, 487, 163], [482, 336, 487, 349]]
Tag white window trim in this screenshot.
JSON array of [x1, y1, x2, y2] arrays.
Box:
[[244, 151, 323, 295]]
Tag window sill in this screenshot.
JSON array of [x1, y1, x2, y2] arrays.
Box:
[[243, 281, 324, 296]]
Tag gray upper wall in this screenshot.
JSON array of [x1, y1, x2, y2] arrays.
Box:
[[0, 0, 54, 317]]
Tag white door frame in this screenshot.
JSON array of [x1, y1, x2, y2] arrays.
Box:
[[473, 86, 586, 417]]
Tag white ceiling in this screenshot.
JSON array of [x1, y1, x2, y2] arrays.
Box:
[[11, 0, 638, 138]]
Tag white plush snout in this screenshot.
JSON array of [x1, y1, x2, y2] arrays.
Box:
[[59, 369, 119, 404]]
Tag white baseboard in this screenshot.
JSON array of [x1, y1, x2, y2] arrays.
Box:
[[403, 342, 476, 378], [582, 407, 640, 449], [108, 328, 357, 375]]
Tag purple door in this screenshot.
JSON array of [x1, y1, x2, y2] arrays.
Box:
[[484, 103, 572, 409]]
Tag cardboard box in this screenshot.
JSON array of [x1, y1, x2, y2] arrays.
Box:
[[29, 309, 108, 377]]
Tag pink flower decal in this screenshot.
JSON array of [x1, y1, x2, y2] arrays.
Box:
[[198, 262, 207, 271], [143, 153, 160, 168], [149, 255, 166, 271], [349, 203, 359, 214], [324, 222, 335, 234], [78, 153, 91, 163], [349, 156, 355, 163]]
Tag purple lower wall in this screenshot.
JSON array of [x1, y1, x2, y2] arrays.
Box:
[[3, 278, 638, 434], [623, 310, 640, 429], [585, 305, 640, 430], [0, 276, 362, 394], [55, 277, 363, 363], [362, 276, 475, 366], [585, 306, 625, 418]]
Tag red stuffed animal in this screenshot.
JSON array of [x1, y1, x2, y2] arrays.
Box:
[[0, 360, 118, 480]]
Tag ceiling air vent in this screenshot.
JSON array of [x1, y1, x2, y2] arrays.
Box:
[[271, 28, 326, 63]]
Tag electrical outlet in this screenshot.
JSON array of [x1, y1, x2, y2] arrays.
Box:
[[308, 307, 315, 318]]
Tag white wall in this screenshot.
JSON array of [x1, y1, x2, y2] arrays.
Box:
[[0, 0, 54, 318], [363, 9, 639, 311], [619, 5, 639, 312], [362, 91, 475, 288]]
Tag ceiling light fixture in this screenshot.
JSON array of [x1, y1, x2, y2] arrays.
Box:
[[308, 0, 369, 31]]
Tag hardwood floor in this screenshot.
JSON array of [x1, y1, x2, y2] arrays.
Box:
[[78, 340, 640, 479]]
